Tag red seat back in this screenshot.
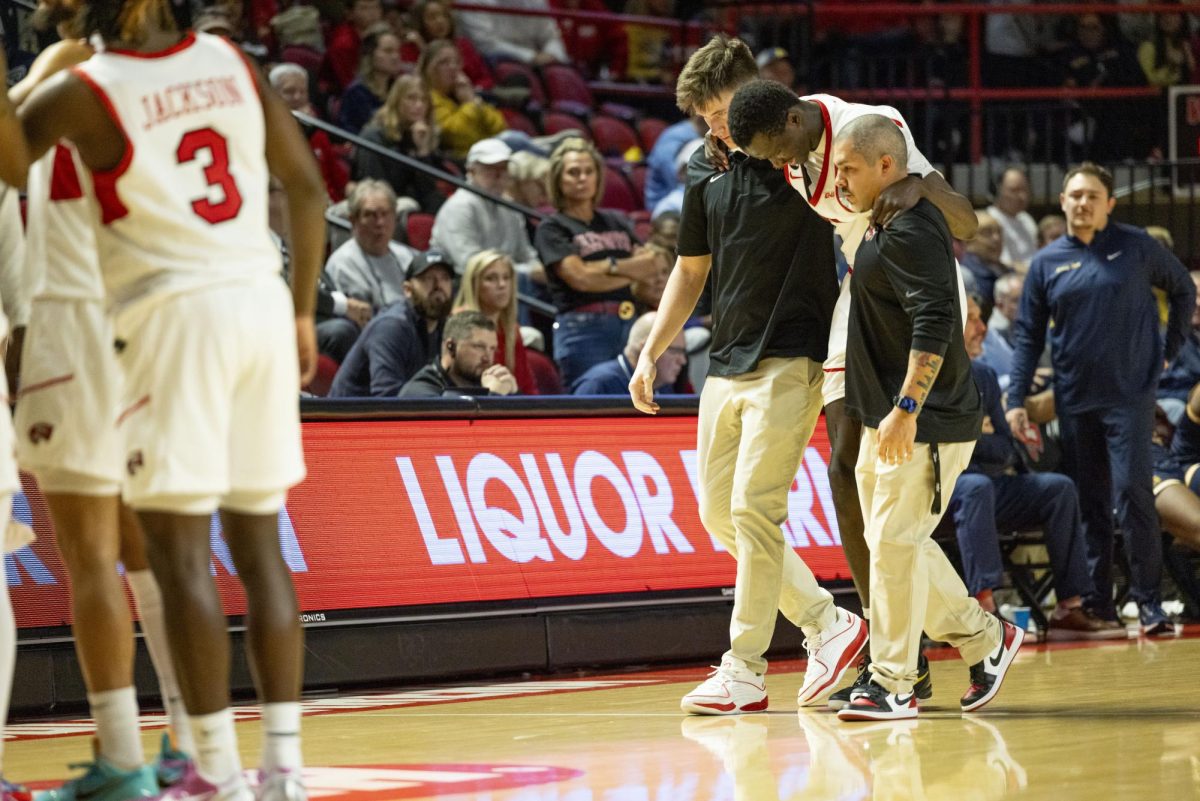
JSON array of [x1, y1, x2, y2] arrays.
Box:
[[601, 166, 638, 212], [542, 64, 594, 108], [406, 212, 435, 250], [637, 117, 669, 152], [492, 60, 546, 106], [589, 115, 640, 157]]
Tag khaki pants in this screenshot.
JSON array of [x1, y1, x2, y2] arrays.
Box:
[[856, 429, 1001, 694], [698, 357, 839, 675]]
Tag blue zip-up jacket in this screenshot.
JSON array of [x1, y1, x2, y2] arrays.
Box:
[[1009, 222, 1194, 414], [1158, 331, 1200, 402]]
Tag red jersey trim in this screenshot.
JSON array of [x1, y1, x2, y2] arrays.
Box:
[[106, 31, 196, 59], [69, 67, 133, 225], [48, 145, 84, 202], [807, 99, 834, 207]]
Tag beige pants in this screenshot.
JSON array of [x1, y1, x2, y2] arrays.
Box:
[[856, 429, 1001, 694], [698, 357, 839, 675]]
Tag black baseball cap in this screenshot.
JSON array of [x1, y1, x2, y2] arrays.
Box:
[[406, 249, 454, 280]]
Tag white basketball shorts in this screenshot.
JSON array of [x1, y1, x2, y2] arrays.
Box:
[[15, 298, 124, 495], [113, 276, 306, 514]]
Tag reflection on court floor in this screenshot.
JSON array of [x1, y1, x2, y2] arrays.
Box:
[[7, 632, 1200, 800]]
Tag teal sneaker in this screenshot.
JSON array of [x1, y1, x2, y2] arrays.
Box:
[[33, 757, 156, 800], [153, 734, 192, 788]]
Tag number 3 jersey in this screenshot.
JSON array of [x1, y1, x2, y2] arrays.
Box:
[[71, 32, 280, 311]]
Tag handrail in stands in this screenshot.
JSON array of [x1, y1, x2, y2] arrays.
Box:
[[293, 110, 546, 222], [307, 114, 559, 319]]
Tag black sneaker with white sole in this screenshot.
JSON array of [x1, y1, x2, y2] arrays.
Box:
[[960, 620, 1024, 712], [827, 651, 933, 710], [836, 677, 918, 721]]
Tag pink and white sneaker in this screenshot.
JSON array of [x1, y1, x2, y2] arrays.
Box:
[[680, 659, 768, 715], [153, 763, 252, 801], [797, 608, 869, 706]]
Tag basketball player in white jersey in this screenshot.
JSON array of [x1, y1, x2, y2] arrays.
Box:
[[8, 14, 192, 797], [7, 0, 327, 797], [725, 79, 978, 706], [0, 184, 32, 801]]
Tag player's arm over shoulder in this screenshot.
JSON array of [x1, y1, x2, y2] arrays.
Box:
[[10, 39, 94, 107]]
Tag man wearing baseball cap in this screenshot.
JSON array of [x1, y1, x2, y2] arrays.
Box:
[[431, 137, 545, 281], [328, 249, 456, 397]]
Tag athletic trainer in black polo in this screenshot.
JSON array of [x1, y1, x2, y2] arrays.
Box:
[[830, 114, 1023, 723], [630, 35, 867, 716]]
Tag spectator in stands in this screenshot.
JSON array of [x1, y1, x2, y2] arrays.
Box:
[[624, 0, 673, 84], [454, 249, 538, 393], [632, 243, 672, 312], [326, 180, 423, 310], [550, 0, 628, 79], [1153, 389, 1200, 553], [421, 39, 508, 160], [430, 138, 544, 281], [1037, 213, 1066, 247], [951, 296, 1121, 638], [328, 0, 385, 90], [536, 138, 671, 385], [507, 151, 551, 211], [571, 312, 685, 394], [338, 26, 407, 134], [651, 137, 703, 221], [403, 0, 494, 89], [272, 175, 370, 363], [756, 47, 797, 90], [1158, 271, 1200, 422], [649, 210, 679, 253], [353, 74, 447, 213], [987, 167, 1039, 267], [400, 310, 519, 396], [269, 63, 350, 201], [960, 210, 1014, 313], [1007, 162, 1195, 635], [644, 115, 706, 210], [1138, 6, 1195, 87], [979, 272, 1022, 385], [984, 0, 1055, 87], [329, 250, 456, 397], [456, 0, 569, 66], [1061, 13, 1143, 159]]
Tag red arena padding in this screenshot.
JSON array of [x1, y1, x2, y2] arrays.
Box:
[[7, 414, 850, 629]]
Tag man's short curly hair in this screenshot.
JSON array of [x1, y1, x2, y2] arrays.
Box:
[[728, 79, 799, 150]]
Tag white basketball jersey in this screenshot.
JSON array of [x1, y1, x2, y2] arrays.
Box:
[[71, 32, 280, 310], [783, 94, 935, 266], [25, 143, 105, 301]]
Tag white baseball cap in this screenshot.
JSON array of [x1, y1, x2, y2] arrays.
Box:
[[466, 138, 513, 166]]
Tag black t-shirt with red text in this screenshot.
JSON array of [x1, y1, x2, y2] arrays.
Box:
[[535, 209, 637, 313]]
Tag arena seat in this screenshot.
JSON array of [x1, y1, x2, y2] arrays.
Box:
[[601, 166, 638, 212], [589, 115, 640, 157], [637, 117, 669, 151], [406, 211, 435, 250]]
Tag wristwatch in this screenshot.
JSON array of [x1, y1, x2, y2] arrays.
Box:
[[893, 395, 920, 414], [607, 256, 619, 276]]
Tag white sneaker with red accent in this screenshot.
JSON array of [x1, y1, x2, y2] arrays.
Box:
[[797, 608, 869, 706], [680, 660, 768, 715]]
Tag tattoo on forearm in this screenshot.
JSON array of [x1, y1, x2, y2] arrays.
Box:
[[907, 350, 943, 405]]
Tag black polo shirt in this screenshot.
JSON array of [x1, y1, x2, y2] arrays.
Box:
[[846, 198, 981, 443], [677, 148, 837, 377]]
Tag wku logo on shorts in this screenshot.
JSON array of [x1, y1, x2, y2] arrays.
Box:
[[27, 423, 54, 444], [126, 450, 145, 476]]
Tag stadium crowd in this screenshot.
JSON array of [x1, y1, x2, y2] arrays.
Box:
[[5, 0, 1200, 629]]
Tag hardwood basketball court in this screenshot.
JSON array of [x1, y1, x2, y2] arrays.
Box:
[[6, 630, 1199, 800]]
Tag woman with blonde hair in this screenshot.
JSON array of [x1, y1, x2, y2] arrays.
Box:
[[455, 250, 537, 394], [354, 74, 446, 211], [420, 38, 506, 159], [534, 137, 668, 384]]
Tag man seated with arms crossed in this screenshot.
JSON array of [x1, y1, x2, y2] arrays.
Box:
[[951, 294, 1123, 639], [400, 310, 519, 397], [573, 312, 686, 395], [830, 115, 1021, 722]]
